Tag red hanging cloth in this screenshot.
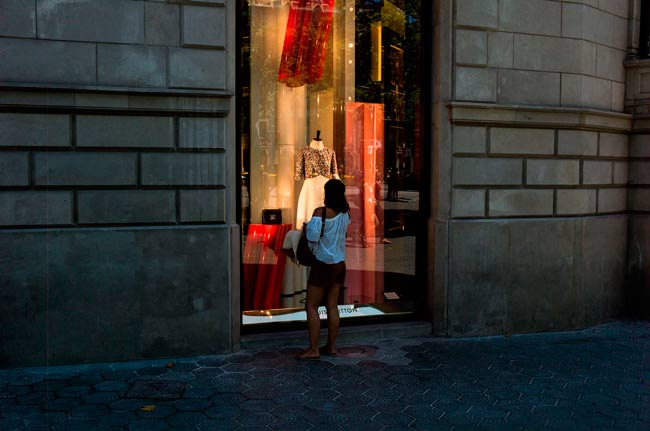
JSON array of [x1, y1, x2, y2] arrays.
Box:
[[278, 0, 335, 87]]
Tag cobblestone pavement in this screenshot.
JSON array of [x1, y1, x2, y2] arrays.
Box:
[[1, 321, 649, 431]]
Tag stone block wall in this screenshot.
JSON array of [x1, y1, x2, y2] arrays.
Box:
[[454, 0, 627, 111], [0, 109, 229, 226], [436, 0, 633, 336], [0, 0, 237, 366], [442, 101, 632, 336], [0, 0, 228, 90], [450, 105, 630, 219], [448, 215, 627, 335]]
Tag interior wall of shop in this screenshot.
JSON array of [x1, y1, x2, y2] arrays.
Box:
[[0, 0, 239, 367], [432, 0, 636, 336]]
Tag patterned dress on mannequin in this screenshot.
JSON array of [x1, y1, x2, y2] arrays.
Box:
[[294, 144, 338, 228]]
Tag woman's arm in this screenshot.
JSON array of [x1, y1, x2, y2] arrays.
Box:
[[305, 207, 325, 241]]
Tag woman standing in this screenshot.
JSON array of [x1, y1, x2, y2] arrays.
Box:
[[297, 179, 351, 360]]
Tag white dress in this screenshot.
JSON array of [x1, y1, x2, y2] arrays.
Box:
[[295, 175, 329, 229]]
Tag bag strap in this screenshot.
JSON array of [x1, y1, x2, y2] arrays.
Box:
[[319, 207, 326, 238]]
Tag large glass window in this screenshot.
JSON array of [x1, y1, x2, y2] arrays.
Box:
[[241, 0, 423, 325]]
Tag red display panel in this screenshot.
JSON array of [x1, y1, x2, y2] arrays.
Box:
[[278, 0, 335, 87]]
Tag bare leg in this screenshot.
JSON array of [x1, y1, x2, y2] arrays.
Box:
[[299, 284, 325, 358], [322, 284, 341, 355]]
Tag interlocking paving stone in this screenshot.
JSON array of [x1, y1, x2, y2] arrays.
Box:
[[174, 398, 212, 411], [182, 387, 218, 399], [126, 418, 168, 431], [134, 367, 169, 377], [226, 354, 256, 363], [197, 417, 240, 430], [68, 375, 104, 386], [1, 385, 29, 399], [204, 404, 242, 419], [368, 399, 408, 413], [165, 362, 197, 372], [234, 411, 276, 426], [82, 391, 120, 404], [57, 385, 93, 398], [0, 418, 23, 431], [192, 367, 224, 379], [0, 321, 648, 430], [0, 398, 17, 412], [160, 371, 196, 382], [98, 411, 138, 426], [109, 398, 150, 412], [304, 388, 339, 400], [221, 363, 255, 373], [238, 398, 276, 412], [402, 405, 444, 419], [42, 397, 82, 411], [414, 422, 455, 431], [197, 358, 228, 368], [101, 370, 137, 381], [1, 404, 39, 419], [210, 392, 247, 406], [135, 404, 176, 419], [211, 381, 251, 393], [16, 391, 56, 405], [125, 380, 186, 400], [69, 403, 110, 418], [24, 411, 68, 427], [95, 380, 129, 392], [272, 418, 315, 430], [32, 380, 67, 392], [165, 411, 208, 427], [374, 411, 415, 426], [399, 392, 439, 405], [55, 417, 102, 430], [362, 388, 402, 401]]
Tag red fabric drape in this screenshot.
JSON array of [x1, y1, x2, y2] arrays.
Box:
[[278, 0, 335, 87], [243, 224, 292, 310]]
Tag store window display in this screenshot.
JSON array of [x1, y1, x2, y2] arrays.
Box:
[[241, 0, 423, 325]]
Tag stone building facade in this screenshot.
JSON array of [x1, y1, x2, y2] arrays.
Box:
[[0, 0, 239, 367], [0, 0, 648, 366], [435, 0, 632, 336]]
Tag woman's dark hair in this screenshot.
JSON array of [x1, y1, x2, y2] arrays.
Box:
[[324, 179, 349, 213]]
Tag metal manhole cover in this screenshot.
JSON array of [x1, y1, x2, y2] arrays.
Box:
[[125, 380, 186, 399], [336, 345, 378, 358]]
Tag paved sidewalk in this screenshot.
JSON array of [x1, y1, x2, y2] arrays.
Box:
[[1, 321, 649, 431]]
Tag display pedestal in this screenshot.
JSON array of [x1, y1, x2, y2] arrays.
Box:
[[243, 224, 292, 310]]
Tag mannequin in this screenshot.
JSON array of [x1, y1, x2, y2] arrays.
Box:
[[294, 130, 339, 228], [310, 139, 324, 151], [281, 130, 340, 308]]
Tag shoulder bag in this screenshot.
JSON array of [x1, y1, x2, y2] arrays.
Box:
[[296, 208, 326, 266]]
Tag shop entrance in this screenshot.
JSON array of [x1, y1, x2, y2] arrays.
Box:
[[238, 0, 426, 327]]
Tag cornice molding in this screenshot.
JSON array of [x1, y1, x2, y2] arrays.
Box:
[[448, 102, 632, 133]]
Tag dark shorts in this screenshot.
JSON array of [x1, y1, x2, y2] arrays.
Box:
[[308, 259, 346, 289]]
